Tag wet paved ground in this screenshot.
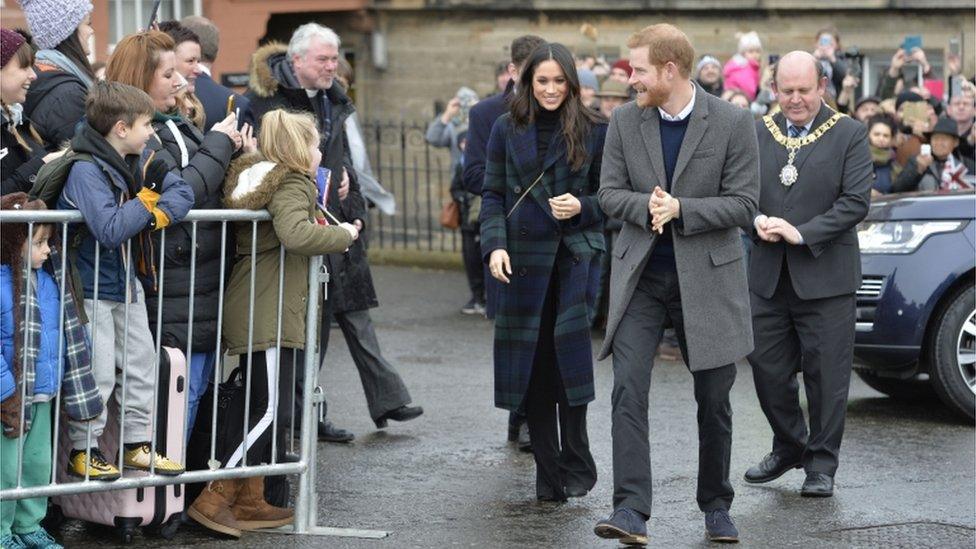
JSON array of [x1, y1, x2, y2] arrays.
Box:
[[64, 265, 975, 548]]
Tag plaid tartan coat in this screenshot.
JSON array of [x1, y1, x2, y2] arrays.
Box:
[[480, 114, 607, 411]]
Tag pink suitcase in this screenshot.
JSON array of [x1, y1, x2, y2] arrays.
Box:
[[53, 346, 187, 544]]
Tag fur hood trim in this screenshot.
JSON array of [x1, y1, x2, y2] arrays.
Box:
[[248, 42, 289, 99], [223, 153, 294, 210]]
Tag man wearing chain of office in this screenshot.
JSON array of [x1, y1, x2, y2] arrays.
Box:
[[744, 51, 872, 498]]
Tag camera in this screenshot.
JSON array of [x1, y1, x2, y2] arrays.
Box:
[[840, 46, 865, 79]]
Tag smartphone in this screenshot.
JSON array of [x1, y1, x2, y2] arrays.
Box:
[[949, 37, 961, 57], [768, 54, 780, 65], [902, 35, 922, 52], [146, 0, 162, 29], [818, 35, 832, 48], [920, 144, 931, 157], [225, 95, 236, 116]]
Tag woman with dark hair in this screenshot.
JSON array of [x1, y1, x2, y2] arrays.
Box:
[[481, 41, 607, 501], [1, 28, 64, 195], [20, 0, 96, 149]]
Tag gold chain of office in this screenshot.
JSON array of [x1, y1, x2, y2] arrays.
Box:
[[763, 111, 845, 186]]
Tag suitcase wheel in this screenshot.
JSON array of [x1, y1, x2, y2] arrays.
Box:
[[159, 516, 181, 539], [119, 527, 135, 545]]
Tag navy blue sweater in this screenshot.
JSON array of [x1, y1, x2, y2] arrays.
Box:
[[648, 114, 690, 271]]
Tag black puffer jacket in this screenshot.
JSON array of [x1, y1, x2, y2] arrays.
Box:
[[1, 114, 47, 195], [142, 113, 235, 352], [245, 42, 377, 313], [23, 65, 87, 150]]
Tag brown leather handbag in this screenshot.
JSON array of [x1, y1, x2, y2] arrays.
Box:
[[440, 199, 461, 229]]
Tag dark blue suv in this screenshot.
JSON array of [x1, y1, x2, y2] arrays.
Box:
[[853, 190, 975, 420]]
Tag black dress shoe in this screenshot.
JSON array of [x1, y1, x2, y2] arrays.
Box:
[[318, 420, 355, 443], [565, 486, 588, 498], [374, 405, 424, 428], [744, 452, 801, 484], [800, 472, 834, 497], [517, 422, 532, 453], [281, 451, 301, 463]]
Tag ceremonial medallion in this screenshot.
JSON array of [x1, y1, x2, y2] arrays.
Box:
[[780, 163, 798, 187]]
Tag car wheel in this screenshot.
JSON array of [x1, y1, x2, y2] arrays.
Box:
[[928, 285, 976, 421], [854, 369, 936, 400]]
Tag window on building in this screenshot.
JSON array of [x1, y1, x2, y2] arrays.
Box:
[[108, 0, 201, 46]]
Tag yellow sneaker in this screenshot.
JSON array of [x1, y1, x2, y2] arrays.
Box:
[[122, 444, 185, 476], [68, 448, 121, 481]]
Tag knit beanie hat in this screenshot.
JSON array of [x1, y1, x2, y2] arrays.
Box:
[[18, 0, 93, 50], [1, 28, 26, 68], [695, 55, 721, 75], [611, 58, 632, 77], [736, 31, 762, 54], [578, 68, 599, 91]]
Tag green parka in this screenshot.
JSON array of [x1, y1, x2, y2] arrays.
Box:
[[222, 153, 353, 355]]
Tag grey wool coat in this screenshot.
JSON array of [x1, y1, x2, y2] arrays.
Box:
[[597, 85, 760, 370]]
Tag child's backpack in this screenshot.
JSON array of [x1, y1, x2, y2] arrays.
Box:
[[28, 150, 96, 209]]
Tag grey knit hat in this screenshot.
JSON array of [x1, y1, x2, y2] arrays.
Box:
[[19, 0, 93, 50]]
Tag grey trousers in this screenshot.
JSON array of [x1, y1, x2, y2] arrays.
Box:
[[610, 268, 736, 517], [68, 285, 156, 449], [293, 304, 412, 424]]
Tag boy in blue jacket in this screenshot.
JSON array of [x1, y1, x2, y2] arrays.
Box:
[[0, 194, 103, 549], [57, 81, 193, 479]]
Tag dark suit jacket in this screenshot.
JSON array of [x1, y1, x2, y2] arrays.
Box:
[[194, 71, 254, 132], [750, 105, 873, 301], [462, 80, 513, 195]]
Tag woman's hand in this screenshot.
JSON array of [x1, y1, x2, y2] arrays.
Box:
[[548, 193, 581, 220], [240, 123, 258, 154], [211, 112, 242, 150], [339, 222, 359, 241], [489, 249, 512, 284]]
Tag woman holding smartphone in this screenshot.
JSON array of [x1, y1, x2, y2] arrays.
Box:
[[480, 42, 607, 502]]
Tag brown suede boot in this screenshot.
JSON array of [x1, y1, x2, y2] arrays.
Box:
[[187, 478, 244, 538], [232, 475, 294, 530]]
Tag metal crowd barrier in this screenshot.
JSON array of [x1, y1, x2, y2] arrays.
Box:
[[0, 209, 387, 539]]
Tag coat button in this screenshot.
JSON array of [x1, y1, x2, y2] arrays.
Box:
[[575, 188, 583, 194], [513, 186, 523, 194], [29, 174, 37, 182], [573, 256, 581, 265], [519, 227, 528, 236], [518, 267, 527, 277]]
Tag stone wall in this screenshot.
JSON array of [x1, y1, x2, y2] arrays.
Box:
[[344, 8, 974, 122]]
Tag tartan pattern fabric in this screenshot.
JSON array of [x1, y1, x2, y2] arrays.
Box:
[[480, 114, 607, 411], [2, 246, 101, 437]]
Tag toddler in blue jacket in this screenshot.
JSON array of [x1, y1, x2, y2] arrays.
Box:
[[0, 194, 102, 549]]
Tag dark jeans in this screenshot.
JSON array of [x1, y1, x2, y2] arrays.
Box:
[[747, 268, 855, 476], [611, 267, 736, 517], [525, 262, 597, 498], [461, 227, 485, 303]]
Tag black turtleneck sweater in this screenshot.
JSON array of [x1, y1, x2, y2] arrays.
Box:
[[536, 107, 561, 163]]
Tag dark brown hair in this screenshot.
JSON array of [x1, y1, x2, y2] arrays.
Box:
[[85, 80, 155, 136], [54, 30, 96, 82], [510, 42, 605, 172], [158, 21, 200, 47], [510, 35, 546, 68]]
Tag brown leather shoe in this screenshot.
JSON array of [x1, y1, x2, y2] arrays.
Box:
[[187, 479, 243, 538], [232, 475, 294, 530]]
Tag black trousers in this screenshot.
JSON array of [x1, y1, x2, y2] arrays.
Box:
[[461, 227, 485, 302], [224, 348, 296, 468], [611, 267, 736, 517], [747, 267, 855, 476], [525, 259, 597, 499]]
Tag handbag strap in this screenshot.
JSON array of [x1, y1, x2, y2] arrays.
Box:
[[506, 169, 546, 219]]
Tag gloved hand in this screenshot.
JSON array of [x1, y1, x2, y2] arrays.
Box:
[[142, 158, 169, 191]]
